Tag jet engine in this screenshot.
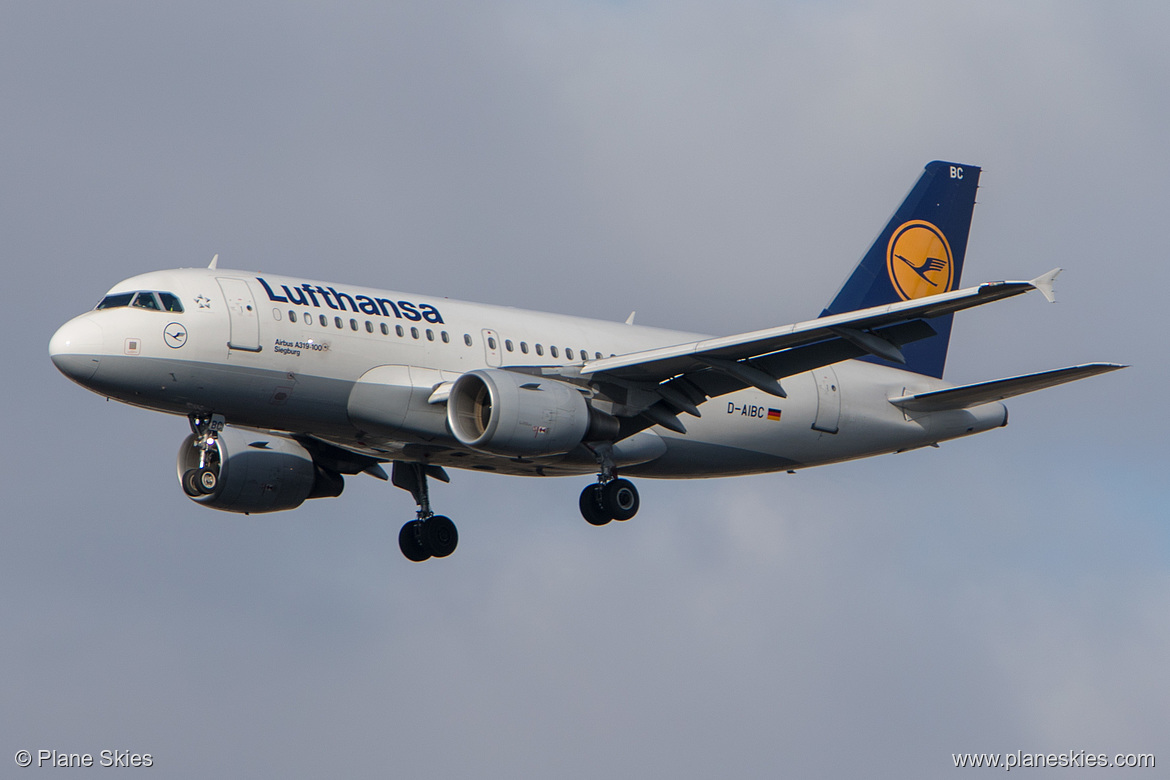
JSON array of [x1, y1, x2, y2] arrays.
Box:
[[176, 426, 344, 513], [446, 369, 617, 456]]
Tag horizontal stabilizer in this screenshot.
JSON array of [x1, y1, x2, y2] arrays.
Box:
[[888, 363, 1126, 411]]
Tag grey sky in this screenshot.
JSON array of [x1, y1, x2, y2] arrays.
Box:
[[2, 2, 1166, 777]]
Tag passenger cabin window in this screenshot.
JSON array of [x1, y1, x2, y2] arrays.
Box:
[[350, 318, 358, 331], [411, 327, 419, 339], [565, 348, 573, 360], [550, 346, 559, 358], [396, 325, 405, 337], [505, 339, 514, 352], [289, 311, 297, 323], [441, 331, 450, 344], [520, 341, 528, 354], [535, 344, 544, 356], [487, 337, 497, 350], [381, 323, 389, 335], [319, 314, 328, 327], [426, 329, 434, 341]]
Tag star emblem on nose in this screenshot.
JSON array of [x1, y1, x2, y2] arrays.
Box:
[[195, 295, 211, 309]]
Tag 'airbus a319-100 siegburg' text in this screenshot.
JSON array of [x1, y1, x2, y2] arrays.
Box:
[[50, 161, 1124, 561]]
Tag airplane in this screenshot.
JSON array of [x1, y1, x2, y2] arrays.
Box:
[[49, 161, 1124, 561]]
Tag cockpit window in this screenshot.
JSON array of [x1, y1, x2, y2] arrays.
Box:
[[131, 292, 161, 310], [158, 292, 184, 312], [96, 292, 134, 310], [95, 291, 184, 313]]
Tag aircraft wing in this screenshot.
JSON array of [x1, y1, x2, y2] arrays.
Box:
[[582, 270, 1060, 384], [887, 363, 1126, 412], [541, 270, 1063, 433]]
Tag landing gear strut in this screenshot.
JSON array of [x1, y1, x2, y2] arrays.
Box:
[[392, 462, 457, 562], [182, 412, 225, 496], [579, 444, 640, 526]]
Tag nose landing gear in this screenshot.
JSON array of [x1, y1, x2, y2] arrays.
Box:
[[182, 412, 225, 496]]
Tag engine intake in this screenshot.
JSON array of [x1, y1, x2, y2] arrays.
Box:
[[447, 369, 614, 456]]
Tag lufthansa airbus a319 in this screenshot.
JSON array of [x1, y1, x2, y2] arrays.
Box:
[[49, 162, 1124, 561]]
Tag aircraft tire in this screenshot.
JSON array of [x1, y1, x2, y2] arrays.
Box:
[[399, 520, 432, 562], [196, 467, 218, 495], [579, 484, 612, 526], [182, 469, 203, 497], [602, 479, 639, 521], [425, 515, 458, 558]]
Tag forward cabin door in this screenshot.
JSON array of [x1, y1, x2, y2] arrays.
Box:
[[217, 277, 262, 352]]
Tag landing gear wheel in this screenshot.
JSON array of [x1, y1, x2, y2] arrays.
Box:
[[424, 515, 458, 558], [182, 469, 203, 497], [579, 483, 612, 526], [602, 478, 639, 521], [399, 520, 431, 562], [196, 467, 218, 495]]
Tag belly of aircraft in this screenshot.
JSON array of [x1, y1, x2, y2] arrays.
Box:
[[82, 351, 986, 482]]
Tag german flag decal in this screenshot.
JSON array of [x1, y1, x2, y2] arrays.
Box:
[[767, 408, 782, 421]]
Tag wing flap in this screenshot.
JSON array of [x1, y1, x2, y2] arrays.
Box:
[[888, 363, 1126, 411]]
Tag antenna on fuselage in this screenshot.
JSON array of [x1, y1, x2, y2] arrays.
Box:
[[208, 253, 219, 269]]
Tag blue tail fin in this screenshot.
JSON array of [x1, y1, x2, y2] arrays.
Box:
[[820, 160, 981, 378]]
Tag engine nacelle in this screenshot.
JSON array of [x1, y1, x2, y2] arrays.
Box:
[[176, 426, 343, 514], [447, 369, 610, 456]]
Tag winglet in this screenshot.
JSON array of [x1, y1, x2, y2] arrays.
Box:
[[625, 311, 636, 325], [208, 253, 219, 270], [1030, 267, 1061, 303]]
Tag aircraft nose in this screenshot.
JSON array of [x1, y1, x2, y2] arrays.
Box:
[[49, 317, 104, 382]]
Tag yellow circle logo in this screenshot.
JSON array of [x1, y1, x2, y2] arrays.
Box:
[[886, 220, 953, 300]]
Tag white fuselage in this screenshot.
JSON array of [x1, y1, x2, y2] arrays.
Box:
[[49, 267, 1008, 479]]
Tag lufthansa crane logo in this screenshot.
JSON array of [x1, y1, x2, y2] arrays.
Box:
[[163, 322, 188, 349], [886, 220, 954, 300]]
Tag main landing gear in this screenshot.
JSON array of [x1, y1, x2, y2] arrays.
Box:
[[181, 412, 225, 497], [392, 462, 457, 562], [579, 477, 640, 526], [578, 444, 641, 526]]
